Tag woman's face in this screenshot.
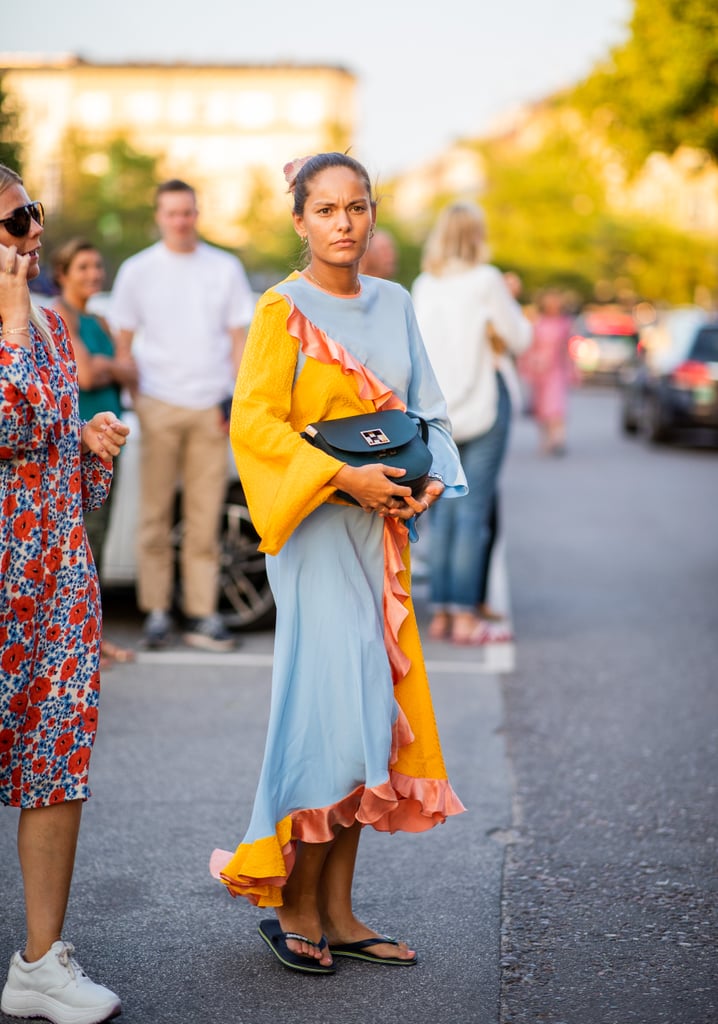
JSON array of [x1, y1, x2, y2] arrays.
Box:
[[0, 183, 43, 282], [60, 249, 105, 303], [542, 292, 563, 316], [293, 166, 375, 271]]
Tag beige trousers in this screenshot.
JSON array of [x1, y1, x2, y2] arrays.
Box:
[[134, 395, 229, 619]]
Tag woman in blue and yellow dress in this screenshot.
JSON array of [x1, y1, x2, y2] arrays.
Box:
[[211, 153, 468, 974]]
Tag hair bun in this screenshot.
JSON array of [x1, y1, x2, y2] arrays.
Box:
[[283, 155, 313, 192]]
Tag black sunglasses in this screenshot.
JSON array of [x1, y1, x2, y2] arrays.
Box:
[[0, 201, 45, 238]]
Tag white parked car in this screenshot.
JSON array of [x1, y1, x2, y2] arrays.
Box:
[[100, 409, 276, 630], [58, 291, 276, 630]]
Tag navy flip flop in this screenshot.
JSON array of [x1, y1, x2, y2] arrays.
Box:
[[331, 935, 418, 966], [258, 919, 335, 975]]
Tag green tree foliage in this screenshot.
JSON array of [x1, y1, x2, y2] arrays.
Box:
[[234, 167, 303, 284], [43, 132, 160, 283], [477, 124, 718, 304], [0, 74, 22, 172], [576, 0, 718, 167], [480, 127, 608, 297]]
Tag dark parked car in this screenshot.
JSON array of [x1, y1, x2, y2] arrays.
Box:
[[569, 308, 640, 382], [619, 307, 718, 444]]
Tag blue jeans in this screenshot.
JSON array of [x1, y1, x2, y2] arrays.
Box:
[[429, 373, 511, 611]]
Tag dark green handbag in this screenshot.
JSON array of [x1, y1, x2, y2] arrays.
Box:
[[301, 409, 433, 506]]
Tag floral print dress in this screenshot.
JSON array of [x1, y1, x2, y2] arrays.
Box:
[[0, 309, 112, 808]]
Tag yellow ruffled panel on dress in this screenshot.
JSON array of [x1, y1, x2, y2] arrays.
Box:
[[219, 815, 294, 907]]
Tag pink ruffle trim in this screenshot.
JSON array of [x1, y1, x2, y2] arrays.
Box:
[[287, 299, 412, 684], [210, 772, 466, 899], [287, 300, 405, 414]]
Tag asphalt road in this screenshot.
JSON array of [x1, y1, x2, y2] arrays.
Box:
[[500, 388, 718, 1024], [1, 387, 716, 1024]]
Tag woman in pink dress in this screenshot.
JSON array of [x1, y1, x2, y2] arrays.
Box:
[[523, 289, 574, 455]]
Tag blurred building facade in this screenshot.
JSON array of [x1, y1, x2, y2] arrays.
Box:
[[387, 143, 486, 229], [0, 54, 356, 245], [478, 101, 718, 239], [388, 99, 718, 240], [615, 147, 718, 237]]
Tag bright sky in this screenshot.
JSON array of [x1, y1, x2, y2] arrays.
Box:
[[0, 0, 632, 177]]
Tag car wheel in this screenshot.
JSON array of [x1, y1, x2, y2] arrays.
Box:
[[643, 395, 672, 445], [621, 395, 639, 435], [219, 482, 275, 630]]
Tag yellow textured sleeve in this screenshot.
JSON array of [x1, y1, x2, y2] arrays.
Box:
[[229, 290, 345, 555]]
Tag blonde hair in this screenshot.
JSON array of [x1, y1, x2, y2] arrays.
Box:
[[0, 164, 55, 351], [421, 201, 488, 275]]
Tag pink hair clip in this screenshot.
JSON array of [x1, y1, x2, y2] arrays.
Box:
[[283, 155, 313, 192]]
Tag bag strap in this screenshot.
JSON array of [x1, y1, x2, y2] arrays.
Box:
[[412, 415, 429, 444]]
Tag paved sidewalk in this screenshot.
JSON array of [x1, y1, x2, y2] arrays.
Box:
[[1, 629, 514, 1024]]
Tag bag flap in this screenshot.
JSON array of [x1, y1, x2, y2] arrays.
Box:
[[304, 409, 420, 455]]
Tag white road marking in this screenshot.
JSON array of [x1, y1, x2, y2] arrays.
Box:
[[134, 645, 516, 674]]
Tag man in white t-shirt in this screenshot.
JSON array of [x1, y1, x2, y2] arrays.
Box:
[[110, 179, 255, 651]]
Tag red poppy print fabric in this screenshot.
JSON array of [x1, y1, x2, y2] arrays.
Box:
[[1, 309, 112, 808]]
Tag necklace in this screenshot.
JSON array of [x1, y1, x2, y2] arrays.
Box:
[[303, 268, 360, 296]]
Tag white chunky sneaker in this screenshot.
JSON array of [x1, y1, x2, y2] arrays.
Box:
[[1, 941, 121, 1024]]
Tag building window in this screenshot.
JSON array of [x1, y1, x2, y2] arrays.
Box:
[[286, 91, 325, 128], [206, 91, 231, 125], [233, 91, 275, 128], [75, 92, 112, 128], [167, 92, 195, 125], [124, 91, 162, 125]]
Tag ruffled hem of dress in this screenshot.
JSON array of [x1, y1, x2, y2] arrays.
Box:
[[209, 770, 465, 906]]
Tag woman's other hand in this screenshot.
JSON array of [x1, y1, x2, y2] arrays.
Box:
[[330, 464, 445, 520], [81, 413, 130, 459], [393, 477, 445, 521], [112, 354, 138, 390]]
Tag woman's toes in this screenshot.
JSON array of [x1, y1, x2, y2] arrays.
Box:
[[391, 939, 415, 960], [293, 938, 320, 959]]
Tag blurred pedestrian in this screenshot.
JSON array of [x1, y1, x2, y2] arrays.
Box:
[[412, 202, 532, 645], [0, 163, 128, 1024], [358, 227, 398, 279], [519, 287, 573, 455], [210, 152, 467, 974], [53, 238, 138, 667], [110, 179, 255, 651], [476, 271, 525, 633]]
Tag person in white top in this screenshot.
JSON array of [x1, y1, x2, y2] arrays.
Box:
[[110, 179, 255, 651], [412, 202, 532, 645]]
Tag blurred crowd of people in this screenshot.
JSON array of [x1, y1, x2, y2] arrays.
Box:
[[23, 180, 583, 663], [36, 190, 581, 658], [361, 206, 578, 646]]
